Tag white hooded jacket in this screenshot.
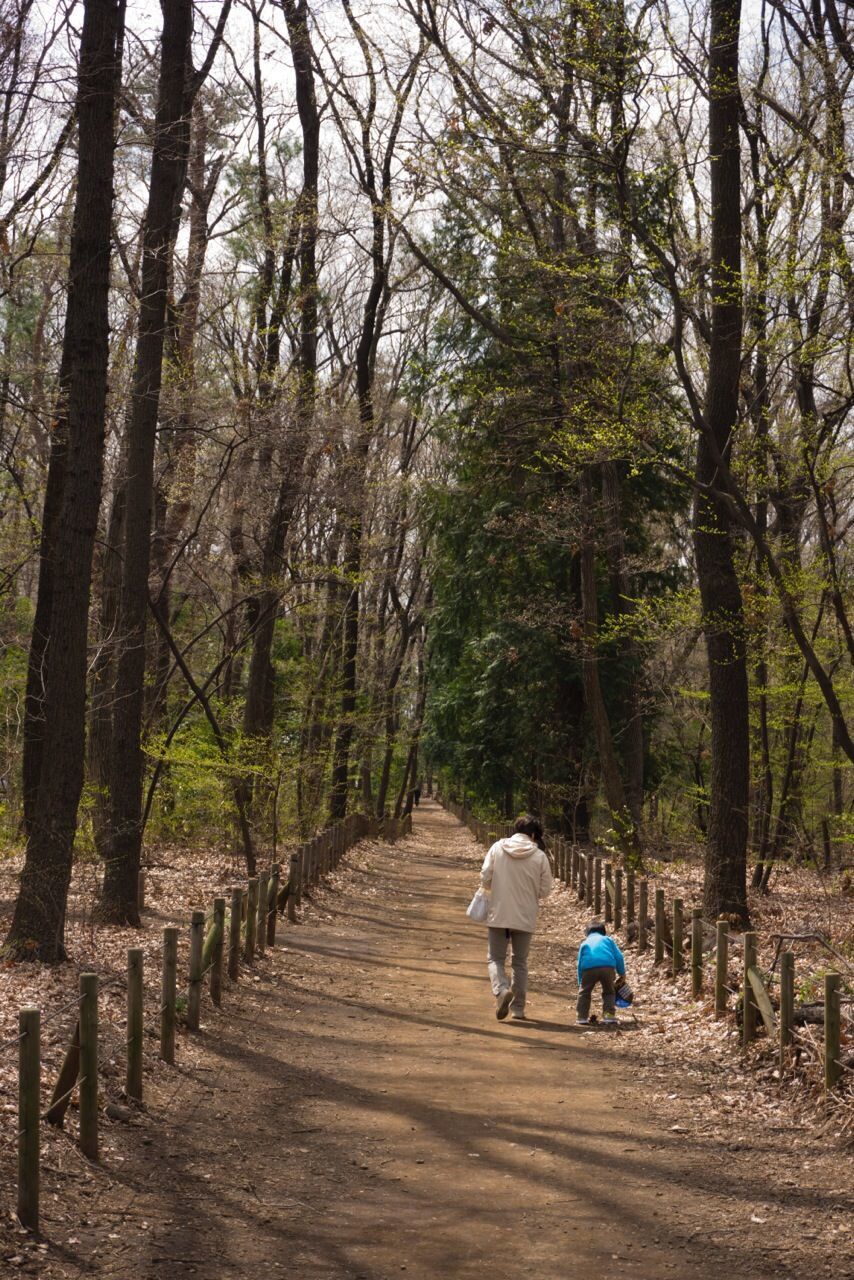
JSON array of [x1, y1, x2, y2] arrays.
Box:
[[480, 834, 553, 933]]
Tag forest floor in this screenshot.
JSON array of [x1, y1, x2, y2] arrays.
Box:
[[1, 799, 853, 1278]]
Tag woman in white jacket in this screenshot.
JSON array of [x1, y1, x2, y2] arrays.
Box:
[[480, 815, 553, 1021]]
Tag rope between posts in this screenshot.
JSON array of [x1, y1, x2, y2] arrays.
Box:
[[41, 1077, 86, 1120], [1, 977, 128, 1056], [0, 1030, 27, 1055]]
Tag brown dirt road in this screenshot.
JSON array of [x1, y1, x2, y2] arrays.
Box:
[[18, 800, 853, 1279]]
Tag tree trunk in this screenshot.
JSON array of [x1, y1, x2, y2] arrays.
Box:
[[20, 341, 71, 836], [6, 0, 123, 960], [101, 0, 196, 922], [237, 0, 319, 840], [578, 468, 640, 859], [600, 459, 644, 825], [695, 0, 749, 924]]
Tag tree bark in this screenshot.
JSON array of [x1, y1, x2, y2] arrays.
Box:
[[695, 0, 749, 924], [578, 468, 640, 859], [236, 0, 319, 841], [6, 0, 123, 960], [101, 0, 196, 922]]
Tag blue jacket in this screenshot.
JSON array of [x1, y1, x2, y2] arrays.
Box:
[[577, 933, 626, 984]]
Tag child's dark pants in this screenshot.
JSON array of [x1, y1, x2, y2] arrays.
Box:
[[577, 965, 617, 1017]]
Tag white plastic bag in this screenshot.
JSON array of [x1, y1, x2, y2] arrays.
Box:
[[466, 887, 489, 923]]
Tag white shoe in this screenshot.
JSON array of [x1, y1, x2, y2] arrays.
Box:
[[495, 988, 514, 1021]]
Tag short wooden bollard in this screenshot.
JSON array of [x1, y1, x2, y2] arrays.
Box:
[[604, 862, 612, 924], [79, 973, 99, 1161], [17, 1008, 40, 1231], [137, 869, 146, 913], [715, 919, 729, 1017], [571, 847, 579, 889], [593, 857, 602, 915], [210, 897, 226, 1006], [126, 948, 144, 1101], [256, 876, 268, 958], [585, 855, 593, 908], [294, 851, 304, 907], [779, 949, 794, 1069], [245, 878, 259, 961], [672, 898, 684, 976], [614, 868, 623, 932], [638, 879, 648, 951], [742, 931, 757, 1049], [654, 887, 665, 963], [626, 870, 635, 927], [228, 887, 243, 982], [187, 909, 205, 1031], [577, 853, 586, 901], [825, 972, 842, 1093], [691, 908, 703, 998], [161, 927, 178, 1063], [267, 864, 280, 946], [288, 856, 299, 923]]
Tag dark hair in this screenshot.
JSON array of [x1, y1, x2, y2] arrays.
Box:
[[586, 921, 607, 937], [513, 813, 545, 851]]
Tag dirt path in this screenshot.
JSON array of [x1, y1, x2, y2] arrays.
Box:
[[23, 802, 851, 1279]]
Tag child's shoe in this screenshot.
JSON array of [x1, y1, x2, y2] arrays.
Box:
[[576, 1016, 590, 1025], [602, 1012, 618, 1025]]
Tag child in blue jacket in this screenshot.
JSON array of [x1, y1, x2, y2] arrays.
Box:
[[576, 922, 626, 1025]]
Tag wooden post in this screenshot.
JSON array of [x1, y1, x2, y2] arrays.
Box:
[[187, 909, 205, 1031], [228, 887, 243, 982], [46, 1022, 80, 1127], [825, 972, 842, 1093], [691, 908, 703, 999], [577, 852, 586, 901], [161, 927, 178, 1063], [126, 948, 144, 1102], [626, 870, 636, 927], [593, 857, 602, 915], [256, 876, 268, 958], [293, 850, 303, 906], [614, 868, 623, 932], [267, 864, 280, 946], [715, 919, 729, 1018], [585, 855, 593, 908], [245, 878, 259, 961], [654, 887, 665, 963], [638, 879, 648, 951], [288, 855, 299, 923], [742, 931, 757, 1049], [79, 973, 98, 1161], [672, 898, 684, 976], [137, 869, 146, 913], [210, 897, 226, 1006], [17, 1008, 39, 1231], [779, 949, 794, 1070], [604, 862, 613, 924], [571, 847, 579, 889]]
